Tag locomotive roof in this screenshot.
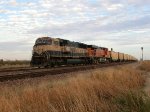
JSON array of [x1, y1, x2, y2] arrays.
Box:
[[37, 37, 107, 49], [38, 37, 52, 39]]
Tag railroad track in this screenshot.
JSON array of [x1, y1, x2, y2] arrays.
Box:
[[0, 62, 134, 82], [0, 67, 38, 73]]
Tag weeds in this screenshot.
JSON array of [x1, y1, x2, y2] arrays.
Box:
[[0, 64, 149, 112], [114, 91, 150, 112], [138, 60, 150, 72], [0, 60, 30, 68]]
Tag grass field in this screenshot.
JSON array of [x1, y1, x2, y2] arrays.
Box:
[[0, 60, 30, 68], [138, 60, 150, 72], [0, 61, 150, 112]]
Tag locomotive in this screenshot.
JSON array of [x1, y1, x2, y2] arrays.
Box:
[[31, 37, 137, 68]]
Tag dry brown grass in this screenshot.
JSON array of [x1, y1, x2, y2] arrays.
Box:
[[0, 65, 149, 112], [0, 60, 30, 68], [138, 60, 150, 72]]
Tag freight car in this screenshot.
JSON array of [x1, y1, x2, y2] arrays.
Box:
[[31, 37, 137, 67]]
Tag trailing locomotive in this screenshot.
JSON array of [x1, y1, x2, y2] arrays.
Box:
[[31, 37, 137, 67]]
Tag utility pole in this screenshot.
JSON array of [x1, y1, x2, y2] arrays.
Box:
[[141, 47, 143, 61]]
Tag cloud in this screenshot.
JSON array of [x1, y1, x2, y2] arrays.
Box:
[[0, 9, 7, 14], [126, 0, 150, 5], [28, 14, 150, 43], [0, 0, 150, 60], [0, 41, 32, 51]]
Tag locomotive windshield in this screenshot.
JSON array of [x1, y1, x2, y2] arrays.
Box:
[[35, 38, 52, 45]]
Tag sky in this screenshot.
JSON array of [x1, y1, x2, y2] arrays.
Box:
[[0, 0, 150, 60]]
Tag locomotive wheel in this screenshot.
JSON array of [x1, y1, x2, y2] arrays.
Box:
[[40, 51, 50, 67]]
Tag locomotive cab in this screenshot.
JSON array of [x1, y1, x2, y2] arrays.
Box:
[[31, 37, 62, 67], [31, 37, 53, 67]]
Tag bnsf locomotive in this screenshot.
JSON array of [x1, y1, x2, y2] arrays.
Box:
[[31, 37, 137, 67]]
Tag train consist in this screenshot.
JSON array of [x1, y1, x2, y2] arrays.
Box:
[[31, 37, 137, 67]]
